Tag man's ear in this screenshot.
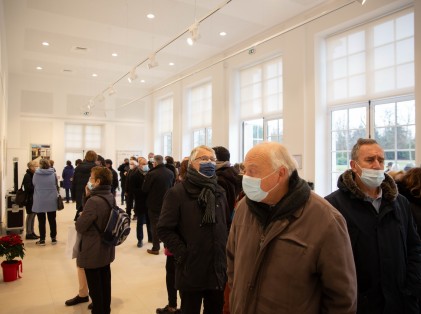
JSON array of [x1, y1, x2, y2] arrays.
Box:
[[350, 160, 357, 173]]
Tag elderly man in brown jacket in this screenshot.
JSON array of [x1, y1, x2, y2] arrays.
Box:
[[227, 142, 357, 314]]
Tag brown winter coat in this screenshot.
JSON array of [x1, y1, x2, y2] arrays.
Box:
[[227, 185, 357, 314]]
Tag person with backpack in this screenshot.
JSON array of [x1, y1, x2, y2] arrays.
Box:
[[75, 166, 116, 314]]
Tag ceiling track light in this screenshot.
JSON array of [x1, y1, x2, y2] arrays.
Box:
[[187, 21, 200, 46], [147, 54, 158, 69], [128, 68, 138, 83], [356, 0, 367, 5]]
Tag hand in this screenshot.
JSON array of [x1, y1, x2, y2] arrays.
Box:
[[85, 185, 91, 196]]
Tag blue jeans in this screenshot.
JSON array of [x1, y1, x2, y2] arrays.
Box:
[[65, 188, 71, 202]]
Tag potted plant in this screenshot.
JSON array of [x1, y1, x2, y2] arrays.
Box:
[[0, 234, 25, 282]]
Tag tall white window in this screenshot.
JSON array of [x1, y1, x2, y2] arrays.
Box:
[[240, 56, 283, 159], [188, 82, 212, 147], [327, 9, 415, 192], [65, 124, 102, 163], [156, 96, 173, 156]]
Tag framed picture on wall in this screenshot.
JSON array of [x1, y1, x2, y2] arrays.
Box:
[[116, 150, 142, 165], [31, 144, 51, 160]]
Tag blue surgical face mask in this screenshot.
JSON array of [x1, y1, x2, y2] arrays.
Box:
[[199, 161, 216, 177], [87, 181, 95, 190], [242, 170, 278, 202], [355, 163, 385, 188], [142, 165, 149, 172]]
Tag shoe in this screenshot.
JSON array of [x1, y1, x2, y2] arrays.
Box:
[[25, 234, 38, 240], [65, 295, 89, 306], [147, 249, 159, 255], [88, 303, 93, 310], [137, 241, 143, 248], [32, 233, 40, 239], [52, 238, 57, 245], [36, 240, 45, 246], [156, 305, 180, 313]]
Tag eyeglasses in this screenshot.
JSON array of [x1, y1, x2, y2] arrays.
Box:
[[194, 155, 216, 162]]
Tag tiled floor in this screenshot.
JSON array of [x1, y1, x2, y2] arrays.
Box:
[[0, 201, 169, 314]]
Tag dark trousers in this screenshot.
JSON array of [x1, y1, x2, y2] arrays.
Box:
[[36, 211, 57, 240], [120, 181, 126, 204], [148, 209, 160, 251], [125, 193, 134, 218], [85, 264, 111, 314], [180, 289, 224, 314], [166, 255, 178, 308], [65, 188, 71, 202], [136, 213, 152, 243]]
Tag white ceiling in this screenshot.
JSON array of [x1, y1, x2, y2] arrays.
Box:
[[3, 0, 332, 96]]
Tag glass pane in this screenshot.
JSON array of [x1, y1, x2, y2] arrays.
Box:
[[266, 78, 280, 95], [384, 151, 396, 161], [330, 37, 347, 59], [397, 125, 415, 149], [193, 129, 205, 147], [267, 119, 283, 143], [348, 75, 365, 97], [375, 103, 395, 127], [333, 58, 347, 79], [397, 38, 414, 64], [348, 107, 366, 129], [375, 127, 395, 150], [396, 13, 414, 40], [266, 94, 281, 113], [374, 44, 394, 69], [348, 53, 365, 75], [265, 60, 281, 79], [348, 31, 365, 54], [206, 128, 212, 147], [241, 67, 262, 86], [374, 68, 395, 92], [396, 100, 415, 125], [331, 172, 341, 191], [397, 63, 414, 89], [332, 131, 347, 151], [331, 109, 347, 131], [65, 152, 84, 165], [65, 125, 83, 149], [243, 119, 263, 158], [333, 79, 347, 100], [332, 151, 348, 172], [85, 126, 101, 149], [373, 20, 394, 47]]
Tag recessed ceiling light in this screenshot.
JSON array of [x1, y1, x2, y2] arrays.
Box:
[[36, 66, 43, 70], [147, 13, 155, 19], [140, 79, 145, 83], [42, 41, 50, 46], [169, 62, 175, 66], [112, 53, 118, 57], [219, 31, 227, 36], [92, 73, 98, 77]]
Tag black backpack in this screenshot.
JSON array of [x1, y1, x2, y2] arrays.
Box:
[[93, 195, 131, 246]]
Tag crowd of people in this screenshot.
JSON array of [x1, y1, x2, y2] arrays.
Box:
[[19, 138, 421, 314]]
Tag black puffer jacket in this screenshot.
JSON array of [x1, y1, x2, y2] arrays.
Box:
[[72, 161, 96, 210], [157, 181, 229, 291], [22, 169, 34, 214], [325, 170, 421, 314]]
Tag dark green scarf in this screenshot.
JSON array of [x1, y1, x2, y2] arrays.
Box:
[[183, 167, 218, 225], [246, 170, 311, 229]]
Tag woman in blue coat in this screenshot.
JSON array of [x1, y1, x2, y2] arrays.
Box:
[[62, 160, 75, 203], [32, 158, 59, 246]]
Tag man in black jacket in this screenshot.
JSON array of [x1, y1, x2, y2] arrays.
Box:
[[325, 138, 421, 313], [117, 158, 129, 205], [142, 155, 174, 255], [157, 146, 229, 314], [213, 146, 242, 225]]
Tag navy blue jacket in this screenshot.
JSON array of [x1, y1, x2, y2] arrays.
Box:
[[325, 170, 421, 314]]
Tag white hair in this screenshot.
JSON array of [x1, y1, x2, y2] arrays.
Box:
[[252, 142, 297, 176], [189, 145, 216, 165]]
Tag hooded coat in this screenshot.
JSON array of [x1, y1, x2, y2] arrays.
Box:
[[325, 170, 421, 314], [32, 167, 58, 213], [62, 165, 75, 189], [227, 171, 357, 314]]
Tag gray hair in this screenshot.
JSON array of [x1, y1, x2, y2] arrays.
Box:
[[189, 145, 216, 165], [154, 155, 164, 165], [351, 138, 379, 161], [267, 143, 297, 176]]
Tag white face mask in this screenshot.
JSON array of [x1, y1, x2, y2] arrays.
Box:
[[355, 163, 385, 188], [242, 169, 278, 202]]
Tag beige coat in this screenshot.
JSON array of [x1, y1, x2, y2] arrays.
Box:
[[227, 192, 357, 314]]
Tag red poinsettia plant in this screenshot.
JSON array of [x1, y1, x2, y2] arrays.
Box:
[[0, 234, 25, 262]]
